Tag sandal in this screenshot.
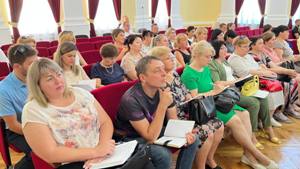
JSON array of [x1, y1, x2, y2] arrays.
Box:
[[255, 142, 264, 150], [269, 137, 282, 144]]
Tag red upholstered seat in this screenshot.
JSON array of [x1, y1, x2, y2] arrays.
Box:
[[91, 81, 136, 122], [36, 41, 51, 48], [83, 63, 94, 78], [81, 50, 102, 64], [31, 152, 55, 169], [0, 119, 22, 169], [1, 44, 12, 51], [76, 42, 96, 52], [0, 62, 11, 77], [37, 47, 50, 58]]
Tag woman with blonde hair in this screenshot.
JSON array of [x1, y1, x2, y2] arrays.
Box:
[[58, 31, 87, 65], [17, 36, 37, 49], [165, 27, 176, 49], [174, 33, 191, 67], [194, 27, 208, 43], [23, 58, 114, 169], [54, 42, 98, 86], [182, 41, 279, 169]]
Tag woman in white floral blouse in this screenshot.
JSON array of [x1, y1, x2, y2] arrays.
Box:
[[22, 58, 114, 169]]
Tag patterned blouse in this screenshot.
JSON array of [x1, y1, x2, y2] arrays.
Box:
[[22, 87, 100, 149], [168, 72, 190, 120]]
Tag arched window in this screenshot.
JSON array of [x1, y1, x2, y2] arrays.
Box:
[[94, 0, 119, 34], [16, 0, 57, 40], [238, 0, 262, 26]]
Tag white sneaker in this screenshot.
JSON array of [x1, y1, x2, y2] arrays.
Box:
[[265, 160, 279, 169], [241, 155, 266, 169], [271, 117, 282, 127]]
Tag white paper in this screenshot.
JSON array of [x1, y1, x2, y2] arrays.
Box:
[[154, 120, 195, 148], [90, 140, 138, 169], [252, 89, 269, 98], [72, 79, 96, 91]]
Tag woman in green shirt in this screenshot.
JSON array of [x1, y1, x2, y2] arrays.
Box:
[[181, 41, 278, 169]]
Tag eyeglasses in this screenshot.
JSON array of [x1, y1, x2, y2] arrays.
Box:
[[13, 45, 27, 57]]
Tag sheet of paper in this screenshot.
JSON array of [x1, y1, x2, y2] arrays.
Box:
[[90, 140, 138, 169]]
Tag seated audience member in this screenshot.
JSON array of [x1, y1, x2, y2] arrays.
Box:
[[0, 48, 9, 62], [211, 29, 225, 42], [224, 30, 237, 53], [219, 23, 227, 33], [227, 36, 281, 144], [292, 19, 300, 39], [152, 34, 169, 47], [194, 27, 209, 42], [17, 36, 37, 49], [112, 28, 127, 61], [22, 58, 115, 169], [119, 16, 133, 37], [54, 42, 95, 86], [186, 26, 195, 45], [165, 27, 176, 49], [0, 44, 38, 169], [252, 35, 300, 121], [115, 56, 199, 169], [263, 24, 273, 33], [209, 40, 272, 149], [151, 23, 159, 36], [121, 34, 143, 80], [91, 44, 126, 85], [148, 46, 224, 169], [182, 41, 279, 169], [174, 33, 191, 67], [58, 31, 87, 65], [141, 30, 153, 55], [272, 25, 300, 60], [227, 23, 236, 31]]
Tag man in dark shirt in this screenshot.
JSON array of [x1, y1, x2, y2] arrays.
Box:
[[116, 56, 199, 169], [292, 19, 300, 39]]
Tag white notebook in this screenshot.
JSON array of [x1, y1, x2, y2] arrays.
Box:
[[90, 140, 138, 169], [154, 120, 195, 148], [71, 79, 96, 91]]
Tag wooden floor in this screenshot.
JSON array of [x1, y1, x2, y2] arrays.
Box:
[[2, 117, 300, 169]]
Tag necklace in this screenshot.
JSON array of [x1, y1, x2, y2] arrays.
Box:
[[100, 62, 114, 74]]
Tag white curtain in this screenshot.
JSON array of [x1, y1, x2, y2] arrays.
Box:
[[238, 0, 261, 27], [154, 0, 169, 30], [17, 0, 57, 40], [293, 6, 300, 24], [94, 0, 119, 35]]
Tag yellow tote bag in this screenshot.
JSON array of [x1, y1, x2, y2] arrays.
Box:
[[241, 75, 259, 96]]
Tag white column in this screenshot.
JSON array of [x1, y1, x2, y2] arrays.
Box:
[[134, 0, 151, 31], [0, 19, 11, 45], [217, 0, 235, 24], [264, 0, 290, 27], [62, 0, 90, 37], [170, 0, 184, 29]]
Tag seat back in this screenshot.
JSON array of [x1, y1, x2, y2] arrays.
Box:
[[91, 81, 136, 122], [37, 47, 50, 58], [36, 41, 51, 48], [83, 63, 94, 78], [76, 42, 95, 52], [176, 66, 184, 76], [81, 50, 102, 64], [0, 119, 12, 168], [0, 62, 10, 77], [31, 152, 55, 169]]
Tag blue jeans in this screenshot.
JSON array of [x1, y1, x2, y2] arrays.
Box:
[[130, 137, 200, 169]]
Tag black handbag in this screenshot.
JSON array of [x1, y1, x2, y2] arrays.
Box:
[[187, 96, 216, 125], [117, 144, 155, 169], [214, 88, 240, 114], [277, 61, 295, 82]]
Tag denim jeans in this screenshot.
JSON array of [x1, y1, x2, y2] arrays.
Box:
[[129, 136, 200, 169], [6, 129, 34, 169]]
